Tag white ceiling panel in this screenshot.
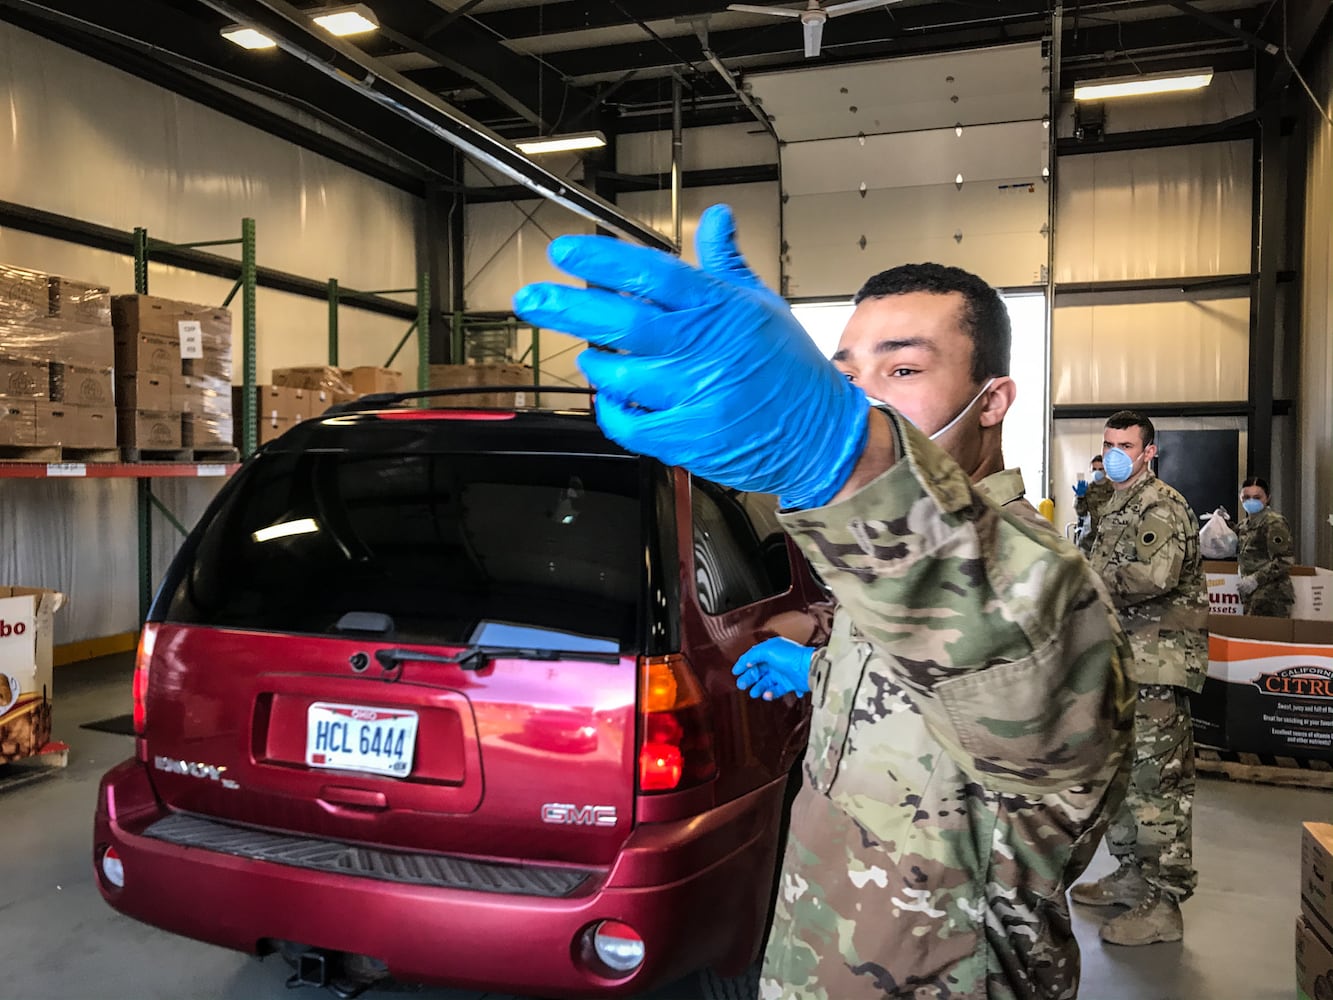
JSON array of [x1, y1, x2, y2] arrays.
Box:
[[747, 42, 1047, 141]]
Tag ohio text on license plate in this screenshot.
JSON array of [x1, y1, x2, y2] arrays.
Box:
[[306, 703, 419, 778]]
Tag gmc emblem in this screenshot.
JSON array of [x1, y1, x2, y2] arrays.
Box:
[[541, 803, 617, 827]]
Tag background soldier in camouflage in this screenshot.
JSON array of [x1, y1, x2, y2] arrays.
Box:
[[1237, 475, 1295, 617], [1075, 455, 1114, 552], [1073, 410, 1208, 946], [734, 265, 1134, 999]]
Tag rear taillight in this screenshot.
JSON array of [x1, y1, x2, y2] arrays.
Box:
[[637, 654, 715, 793], [132, 624, 159, 735]]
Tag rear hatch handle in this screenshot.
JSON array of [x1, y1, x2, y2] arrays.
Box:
[[373, 645, 620, 678]]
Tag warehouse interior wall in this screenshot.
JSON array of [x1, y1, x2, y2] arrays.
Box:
[[0, 20, 423, 644], [1049, 72, 1259, 533], [1296, 24, 1333, 566]]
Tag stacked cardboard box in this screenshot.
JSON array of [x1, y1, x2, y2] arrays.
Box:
[[428, 363, 536, 408], [234, 384, 329, 445], [0, 264, 116, 449], [0, 585, 63, 763], [111, 295, 234, 451], [1298, 823, 1333, 999], [270, 365, 400, 411]]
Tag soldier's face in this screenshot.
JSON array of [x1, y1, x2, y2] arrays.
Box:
[[1240, 485, 1268, 504], [833, 292, 1010, 457], [1102, 425, 1157, 484]]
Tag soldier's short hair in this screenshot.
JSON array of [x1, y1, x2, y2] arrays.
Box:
[[1091, 454, 1104, 466], [853, 263, 1010, 382], [1242, 475, 1271, 496], [1105, 409, 1155, 447]]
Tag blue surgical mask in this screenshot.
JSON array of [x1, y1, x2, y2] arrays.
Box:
[[1091, 470, 1105, 482], [1242, 498, 1265, 516], [1103, 447, 1136, 483]]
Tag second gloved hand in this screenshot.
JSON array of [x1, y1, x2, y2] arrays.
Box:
[[512, 205, 870, 509], [1073, 480, 1089, 498], [732, 636, 815, 701], [1237, 575, 1259, 598]]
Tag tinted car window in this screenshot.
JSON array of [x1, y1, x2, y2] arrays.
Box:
[[691, 481, 791, 615], [163, 451, 644, 652]]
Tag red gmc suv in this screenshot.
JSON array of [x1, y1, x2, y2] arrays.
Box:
[[93, 390, 820, 999]]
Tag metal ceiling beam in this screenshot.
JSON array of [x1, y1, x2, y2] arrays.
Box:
[[196, 0, 675, 250], [1258, 0, 1333, 101]]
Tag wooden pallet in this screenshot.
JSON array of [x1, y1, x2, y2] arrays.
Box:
[[190, 446, 239, 464], [1196, 747, 1333, 790], [119, 446, 193, 463], [0, 741, 70, 795], [0, 445, 120, 463]]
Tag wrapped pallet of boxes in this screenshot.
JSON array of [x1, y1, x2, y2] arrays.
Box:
[[112, 294, 234, 453], [235, 384, 309, 446], [0, 586, 63, 763], [1192, 561, 1333, 759], [428, 363, 536, 408], [0, 263, 115, 451], [271, 366, 360, 413]]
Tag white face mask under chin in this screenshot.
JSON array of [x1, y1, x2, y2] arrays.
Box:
[[927, 378, 996, 441]]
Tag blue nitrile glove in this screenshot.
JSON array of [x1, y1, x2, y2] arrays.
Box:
[[512, 204, 870, 509], [732, 636, 815, 701], [1073, 480, 1090, 498]]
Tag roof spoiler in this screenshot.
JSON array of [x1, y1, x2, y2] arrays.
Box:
[[324, 385, 596, 416]]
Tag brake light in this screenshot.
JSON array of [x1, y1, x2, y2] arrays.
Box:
[[637, 654, 715, 793], [132, 624, 159, 735]]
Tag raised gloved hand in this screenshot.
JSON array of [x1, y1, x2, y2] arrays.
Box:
[[512, 204, 870, 509], [1073, 480, 1090, 498], [732, 636, 815, 700], [1237, 575, 1259, 599]]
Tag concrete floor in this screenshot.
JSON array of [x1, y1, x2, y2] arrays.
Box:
[[1, 652, 1319, 1000]]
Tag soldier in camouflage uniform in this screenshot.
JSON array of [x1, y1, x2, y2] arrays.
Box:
[[516, 219, 1133, 1000], [1072, 410, 1208, 947], [1075, 455, 1114, 552], [1236, 476, 1295, 618], [734, 265, 1134, 999]]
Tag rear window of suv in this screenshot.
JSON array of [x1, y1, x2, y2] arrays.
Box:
[[162, 451, 646, 652]]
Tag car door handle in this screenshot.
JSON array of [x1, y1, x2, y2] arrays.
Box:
[[317, 785, 389, 812]]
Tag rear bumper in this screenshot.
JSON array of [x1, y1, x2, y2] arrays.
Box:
[[94, 760, 783, 998]]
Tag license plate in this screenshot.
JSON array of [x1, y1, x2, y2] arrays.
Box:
[[305, 702, 419, 778]]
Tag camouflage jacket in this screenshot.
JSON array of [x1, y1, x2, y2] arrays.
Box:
[[1087, 470, 1208, 692], [1237, 507, 1296, 606], [1075, 479, 1114, 537], [764, 413, 1134, 1000]]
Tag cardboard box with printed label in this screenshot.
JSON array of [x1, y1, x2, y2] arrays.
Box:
[[115, 332, 179, 376], [112, 294, 187, 338], [0, 356, 51, 400], [119, 408, 182, 450], [182, 413, 234, 449], [119, 371, 173, 412], [0, 266, 52, 323], [428, 363, 536, 409], [257, 413, 294, 445], [1206, 561, 1333, 622], [50, 362, 114, 407], [0, 585, 62, 763], [0, 400, 35, 446], [1297, 913, 1333, 1000], [33, 402, 79, 446], [48, 277, 111, 326], [1305, 823, 1333, 931], [1191, 613, 1333, 759]]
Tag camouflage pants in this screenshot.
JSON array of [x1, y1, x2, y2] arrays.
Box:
[[1106, 684, 1197, 900]]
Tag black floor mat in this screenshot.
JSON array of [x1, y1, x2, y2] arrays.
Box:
[[81, 714, 135, 736]]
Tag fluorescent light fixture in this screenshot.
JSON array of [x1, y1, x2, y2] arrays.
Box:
[[516, 132, 608, 156], [1074, 68, 1213, 101], [312, 4, 379, 36], [251, 518, 320, 543], [221, 25, 278, 49]]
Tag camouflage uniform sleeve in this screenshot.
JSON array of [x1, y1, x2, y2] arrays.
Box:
[[1252, 514, 1295, 588], [1100, 500, 1187, 609], [1075, 493, 1090, 517], [778, 410, 1133, 795]]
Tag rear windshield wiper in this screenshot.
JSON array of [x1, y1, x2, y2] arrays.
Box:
[[374, 645, 621, 672]]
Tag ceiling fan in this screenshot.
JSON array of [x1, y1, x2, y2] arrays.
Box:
[[726, 0, 901, 58]]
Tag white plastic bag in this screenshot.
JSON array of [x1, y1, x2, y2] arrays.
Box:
[[1199, 507, 1238, 560]]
